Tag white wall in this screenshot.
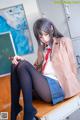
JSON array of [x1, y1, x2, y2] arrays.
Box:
[[37, 0, 70, 37], [0, 0, 41, 64]]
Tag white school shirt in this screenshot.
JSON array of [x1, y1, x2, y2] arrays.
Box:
[[42, 47, 58, 80]]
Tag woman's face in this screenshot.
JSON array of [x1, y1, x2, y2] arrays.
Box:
[[39, 31, 50, 45]]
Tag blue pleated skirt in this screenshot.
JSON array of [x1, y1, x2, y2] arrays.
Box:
[[44, 76, 65, 105]]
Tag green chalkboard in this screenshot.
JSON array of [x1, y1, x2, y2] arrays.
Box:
[[0, 32, 16, 77]]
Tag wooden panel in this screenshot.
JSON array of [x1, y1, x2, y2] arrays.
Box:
[[0, 75, 11, 111], [0, 76, 23, 120], [1, 105, 23, 120]]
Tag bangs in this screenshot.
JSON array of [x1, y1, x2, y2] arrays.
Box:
[[40, 22, 51, 34], [33, 18, 63, 43]]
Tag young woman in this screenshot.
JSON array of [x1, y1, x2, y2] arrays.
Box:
[[11, 18, 80, 120]]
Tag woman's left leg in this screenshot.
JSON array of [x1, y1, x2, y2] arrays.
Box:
[[16, 62, 37, 120], [11, 64, 22, 120]]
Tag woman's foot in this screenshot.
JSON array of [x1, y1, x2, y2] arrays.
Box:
[[11, 104, 23, 120], [32, 116, 38, 120], [32, 117, 36, 120], [15, 104, 22, 116]]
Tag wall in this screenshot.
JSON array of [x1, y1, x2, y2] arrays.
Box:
[[0, 0, 41, 64], [37, 0, 70, 37]]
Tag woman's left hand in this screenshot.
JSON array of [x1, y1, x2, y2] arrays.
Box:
[[10, 55, 24, 65]]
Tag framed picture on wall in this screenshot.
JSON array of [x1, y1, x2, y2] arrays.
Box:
[[0, 4, 34, 56]]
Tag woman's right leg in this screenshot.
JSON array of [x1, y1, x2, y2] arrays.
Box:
[[11, 64, 22, 120]]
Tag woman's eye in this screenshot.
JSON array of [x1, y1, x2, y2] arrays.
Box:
[[44, 33, 48, 36]]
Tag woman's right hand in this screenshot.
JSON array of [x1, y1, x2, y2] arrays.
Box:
[[10, 55, 24, 65]]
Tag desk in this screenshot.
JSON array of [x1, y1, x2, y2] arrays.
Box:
[[33, 95, 80, 120]]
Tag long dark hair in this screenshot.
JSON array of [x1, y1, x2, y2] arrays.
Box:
[[33, 18, 63, 47], [33, 18, 64, 67]]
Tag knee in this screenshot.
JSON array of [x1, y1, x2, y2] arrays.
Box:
[[17, 60, 30, 73]]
